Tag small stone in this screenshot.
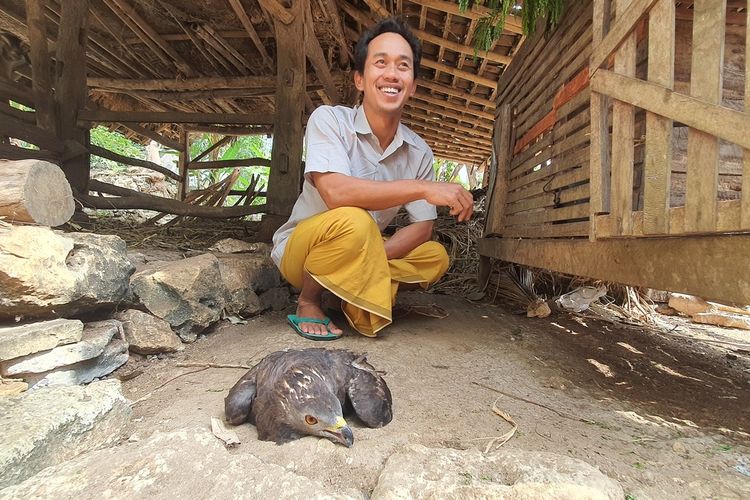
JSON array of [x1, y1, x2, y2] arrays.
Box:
[[209, 239, 271, 254], [114, 309, 182, 354], [672, 440, 689, 456], [0, 319, 83, 362], [0, 377, 27, 396], [259, 286, 290, 312], [21, 339, 129, 389], [1, 320, 120, 376]]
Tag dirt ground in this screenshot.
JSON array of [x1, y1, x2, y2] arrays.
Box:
[[118, 291, 750, 499]]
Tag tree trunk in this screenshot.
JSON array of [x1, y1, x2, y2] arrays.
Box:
[[0, 159, 75, 226]]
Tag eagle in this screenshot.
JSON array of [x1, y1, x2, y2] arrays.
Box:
[[225, 348, 392, 447]]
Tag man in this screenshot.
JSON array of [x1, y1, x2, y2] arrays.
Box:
[[271, 17, 474, 340]]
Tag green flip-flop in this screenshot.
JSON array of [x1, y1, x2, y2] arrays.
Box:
[[287, 314, 342, 341]]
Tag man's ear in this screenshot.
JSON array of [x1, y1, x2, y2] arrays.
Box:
[[354, 71, 364, 92], [407, 78, 417, 97]]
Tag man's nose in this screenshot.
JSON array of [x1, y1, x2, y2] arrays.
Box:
[[383, 63, 398, 79]]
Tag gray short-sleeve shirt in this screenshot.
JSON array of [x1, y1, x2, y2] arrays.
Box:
[[271, 105, 437, 266]]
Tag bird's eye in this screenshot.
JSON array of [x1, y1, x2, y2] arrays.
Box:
[[305, 415, 318, 425]]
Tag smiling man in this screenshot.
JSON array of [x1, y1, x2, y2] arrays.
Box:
[[271, 17, 474, 340]]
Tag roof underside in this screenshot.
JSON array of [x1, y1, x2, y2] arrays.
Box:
[[0, 0, 525, 164]]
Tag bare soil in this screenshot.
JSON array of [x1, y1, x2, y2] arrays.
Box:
[[118, 292, 750, 499]]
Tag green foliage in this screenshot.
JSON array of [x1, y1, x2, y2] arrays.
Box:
[[89, 126, 145, 171], [458, 0, 568, 52], [432, 158, 470, 189]]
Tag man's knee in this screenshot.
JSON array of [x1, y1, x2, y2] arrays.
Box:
[[326, 207, 379, 239], [419, 241, 450, 281]]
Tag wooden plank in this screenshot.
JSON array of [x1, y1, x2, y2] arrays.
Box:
[[504, 203, 589, 227], [589, 0, 611, 231], [685, 0, 725, 233], [178, 130, 188, 200], [55, 0, 90, 193], [591, 70, 750, 150], [642, 0, 674, 235], [412, 92, 494, 121], [609, 0, 636, 236], [420, 59, 498, 90], [511, 127, 590, 179], [188, 158, 272, 170], [509, 146, 590, 191], [411, 27, 512, 65], [478, 235, 750, 305], [485, 105, 512, 236], [417, 79, 495, 108], [78, 110, 275, 125], [501, 221, 590, 238], [744, 7, 750, 229], [266, 0, 305, 216], [227, 0, 273, 69], [405, 100, 492, 130], [118, 122, 184, 151], [507, 165, 590, 204], [590, 0, 659, 74], [506, 183, 590, 215], [25, 0, 55, 133], [513, 111, 555, 155]]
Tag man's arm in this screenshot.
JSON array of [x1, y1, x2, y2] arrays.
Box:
[[310, 172, 474, 222], [383, 220, 433, 259]]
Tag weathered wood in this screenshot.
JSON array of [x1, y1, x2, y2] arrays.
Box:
[[589, 0, 659, 74], [743, 7, 750, 229], [89, 145, 181, 181], [320, 0, 351, 66], [78, 110, 275, 125], [0, 80, 34, 108], [420, 59, 497, 90], [685, 0, 725, 233], [186, 124, 274, 136], [609, 0, 636, 236], [178, 130, 188, 200], [82, 180, 266, 218], [411, 27, 512, 65], [504, 203, 589, 227], [501, 221, 590, 238], [55, 0, 90, 194], [191, 136, 232, 163], [266, 0, 306, 216], [485, 104, 512, 236], [506, 183, 590, 215], [303, 0, 340, 104], [478, 235, 750, 305], [117, 122, 184, 151], [412, 92, 493, 121], [507, 166, 590, 204], [257, 0, 294, 24], [0, 144, 59, 161], [88, 75, 278, 91], [589, 90, 611, 225], [0, 159, 74, 226], [188, 158, 271, 170], [24, 0, 55, 133], [590, 71, 750, 151], [408, 0, 523, 34], [227, 0, 273, 69], [406, 100, 492, 130], [642, 0, 674, 235]]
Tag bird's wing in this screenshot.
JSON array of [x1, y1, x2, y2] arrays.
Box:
[[345, 355, 393, 428], [224, 364, 260, 425]]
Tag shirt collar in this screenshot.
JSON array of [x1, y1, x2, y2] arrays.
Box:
[[354, 105, 417, 159]]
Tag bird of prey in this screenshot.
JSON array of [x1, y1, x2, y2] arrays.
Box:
[[225, 348, 392, 447]]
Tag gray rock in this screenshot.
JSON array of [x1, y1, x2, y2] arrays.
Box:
[[130, 253, 229, 342], [370, 445, 624, 500], [1, 320, 120, 376], [0, 319, 83, 362], [114, 309, 182, 354], [209, 238, 272, 254], [0, 226, 134, 320], [216, 253, 281, 294], [0, 380, 131, 489], [259, 286, 290, 312], [22, 339, 129, 389], [0, 428, 361, 499]]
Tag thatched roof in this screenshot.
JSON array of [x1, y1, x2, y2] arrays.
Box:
[[0, 0, 525, 164]]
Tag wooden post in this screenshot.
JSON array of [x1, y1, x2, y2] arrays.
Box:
[[743, 7, 750, 229], [484, 104, 512, 236], [178, 129, 189, 200], [25, 0, 56, 134], [265, 0, 306, 217], [55, 0, 90, 193]]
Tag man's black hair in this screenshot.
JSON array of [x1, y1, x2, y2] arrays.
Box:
[[354, 17, 422, 77]]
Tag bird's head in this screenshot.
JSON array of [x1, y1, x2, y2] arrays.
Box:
[[282, 369, 354, 448]]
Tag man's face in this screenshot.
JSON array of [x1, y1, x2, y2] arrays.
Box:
[[354, 32, 417, 117]]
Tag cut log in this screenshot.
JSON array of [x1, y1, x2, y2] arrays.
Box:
[[0, 159, 74, 226]]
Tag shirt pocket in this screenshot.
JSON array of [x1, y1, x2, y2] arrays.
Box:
[[351, 156, 380, 180]]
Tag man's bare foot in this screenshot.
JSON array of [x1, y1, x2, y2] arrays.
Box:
[[296, 299, 343, 337]]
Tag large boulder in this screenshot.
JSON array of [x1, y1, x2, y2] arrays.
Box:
[[0, 319, 83, 362], [0, 226, 134, 320], [130, 253, 229, 342], [114, 309, 182, 354], [0, 428, 361, 499], [370, 445, 623, 499], [1, 320, 120, 376], [0, 379, 132, 489]]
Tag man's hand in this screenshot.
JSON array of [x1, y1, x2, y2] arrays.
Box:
[[423, 182, 474, 222]]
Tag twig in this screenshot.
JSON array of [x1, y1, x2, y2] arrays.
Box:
[[484, 398, 518, 452], [175, 362, 253, 369], [129, 366, 210, 407], [472, 381, 581, 422]]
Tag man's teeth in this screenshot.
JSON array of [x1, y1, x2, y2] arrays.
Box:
[[381, 87, 400, 95]]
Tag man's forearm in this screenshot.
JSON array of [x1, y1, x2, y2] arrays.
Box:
[[313, 172, 427, 211], [383, 220, 434, 260]]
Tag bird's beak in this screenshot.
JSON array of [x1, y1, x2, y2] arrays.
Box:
[[325, 416, 354, 448]]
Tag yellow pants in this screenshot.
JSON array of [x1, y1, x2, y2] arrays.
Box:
[[280, 207, 449, 337]]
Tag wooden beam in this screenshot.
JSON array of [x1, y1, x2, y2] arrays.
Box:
[[257, 0, 294, 24], [404, 106, 493, 139], [266, 0, 306, 216], [478, 236, 750, 306], [361, 0, 389, 18], [191, 135, 233, 163], [406, 99, 492, 130], [412, 91, 494, 121], [89, 144, 181, 181], [25, 0, 55, 133], [416, 79, 495, 108], [743, 7, 750, 229], [88, 75, 278, 91], [227, 0, 273, 69], [412, 27, 512, 65], [55, 0, 90, 193], [185, 124, 274, 136], [117, 122, 184, 151], [178, 130, 188, 199], [421, 58, 498, 89], [484, 104, 512, 235], [78, 110, 275, 125], [320, 0, 351, 66], [408, 0, 523, 34], [304, 0, 340, 103], [188, 158, 271, 170]]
